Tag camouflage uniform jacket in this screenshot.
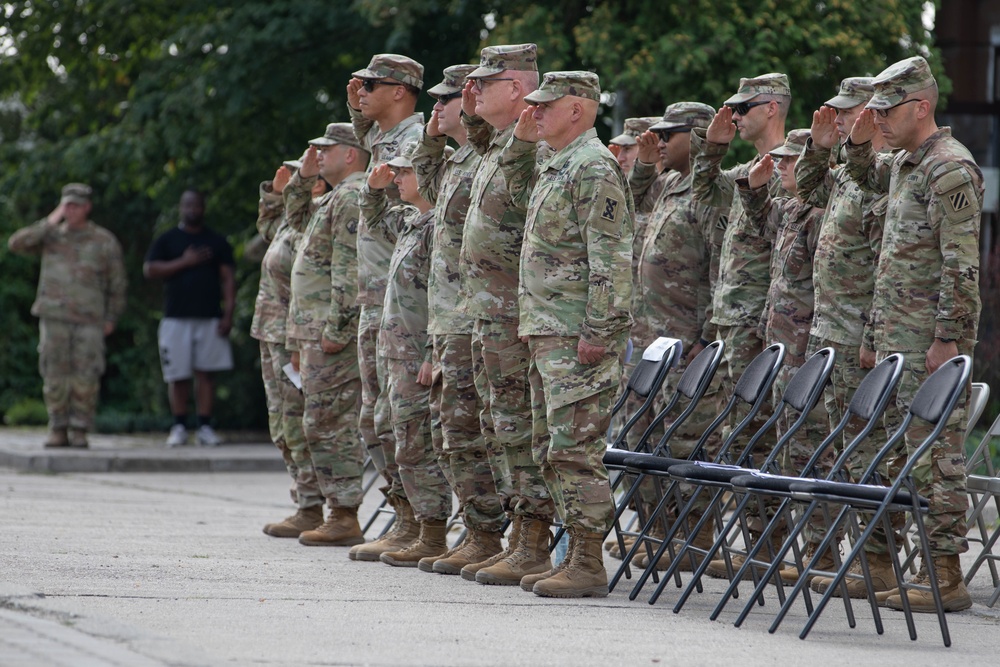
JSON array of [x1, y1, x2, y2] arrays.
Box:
[[411, 131, 481, 335], [251, 181, 300, 344], [8, 218, 126, 326], [501, 129, 634, 347], [284, 170, 364, 346], [795, 139, 888, 349], [845, 128, 983, 352], [634, 167, 728, 348], [348, 105, 424, 307], [359, 187, 434, 362], [691, 128, 785, 328], [628, 161, 674, 315], [738, 180, 824, 359]]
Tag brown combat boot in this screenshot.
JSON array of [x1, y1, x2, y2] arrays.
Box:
[[606, 534, 636, 560], [349, 497, 419, 561], [380, 520, 448, 567], [68, 428, 89, 448], [476, 517, 552, 585], [884, 555, 972, 612], [429, 529, 503, 575], [520, 539, 575, 592], [811, 551, 897, 599], [705, 529, 788, 581], [779, 540, 838, 585], [637, 514, 716, 572], [298, 506, 365, 546], [263, 505, 324, 538], [533, 530, 609, 598], [44, 427, 69, 448], [461, 515, 520, 581]]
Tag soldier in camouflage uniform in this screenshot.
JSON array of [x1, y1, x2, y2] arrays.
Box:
[[608, 117, 657, 179], [252, 158, 326, 538], [283, 124, 369, 548], [457, 44, 558, 586], [501, 71, 634, 598], [411, 65, 507, 575], [359, 150, 453, 568], [844, 56, 982, 612], [8, 183, 126, 448], [344, 55, 426, 553]]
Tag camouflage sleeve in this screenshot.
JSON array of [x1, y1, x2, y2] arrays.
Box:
[[929, 164, 983, 340], [629, 160, 659, 211], [283, 171, 319, 233], [844, 139, 891, 195], [498, 135, 538, 212], [691, 128, 738, 207], [411, 129, 447, 205], [359, 184, 407, 245], [104, 234, 127, 325], [348, 102, 375, 149], [257, 181, 285, 241], [735, 178, 782, 237], [578, 163, 634, 346], [7, 218, 54, 255], [461, 112, 493, 156], [795, 138, 836, 208], [324, 193, 361, 345], [861, 195, 887, 350], [700, 201, 728, 343]]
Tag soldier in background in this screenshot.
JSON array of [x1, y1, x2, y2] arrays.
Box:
[[608, 117, 657, 177], [8, 183, 126, 448], [502, 71, 634, 598]]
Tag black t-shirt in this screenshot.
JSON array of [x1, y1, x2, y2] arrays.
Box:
[[145, 226, 235, 318]]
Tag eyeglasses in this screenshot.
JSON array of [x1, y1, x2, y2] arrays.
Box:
[[726, 100, 770, 116], [471, 77, 515, 93], [436, 91, 462, 104], [654, 128, 692, 141], [361, 79, 399, 93], [875, 98, 921, 118]]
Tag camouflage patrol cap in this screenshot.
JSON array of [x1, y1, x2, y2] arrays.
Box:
[[524, 71, 601, 104], [308, 122, 363, 150], [60, 183, 92, 205], [825, 76, 875, 109], [770, 128, 810, 157], [385, 139, 419, 169], [650, 101, 716, 132], [353, 53, 424, 90], [867, 56, 936, 109], [467, 43, 538, 78], [427, 64, 477, 97], [282, 149, 309, 171], [724, 73, 791, 104], [609, 117, 658, 146]]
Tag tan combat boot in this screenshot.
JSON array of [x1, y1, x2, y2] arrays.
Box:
[[705, 529, 788, 581], [461, 515, 520, 581], [884, 555, 972, 612], [380, 520, 448, 567], [810, 551, 897, 599], [349, 497, 419, 561], [520, 538, 575, 592], [68, 428, 89, 448], [533, 530, 609, 598], [44, 427, 69, 448], [430, 529, 503, 575], [638, 514, 716, 572], [606, 534, 636, 560], [298, 506, 365, 546], [779, 540, 838, 585], [476, 517, 552, 585], [263, 505, 324, 538]]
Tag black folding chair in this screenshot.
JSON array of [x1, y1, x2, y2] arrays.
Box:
[[963, 406, 1000, 606]]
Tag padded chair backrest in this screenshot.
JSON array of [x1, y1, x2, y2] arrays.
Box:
[[909, 356, 972, 425], [734, 343, 785, 406], [780, 347, 835, 414], [848, 353, 905, 422], [965, 382, 990, 443], [626, 340, 679, 398], [676, 341, 725, 399]]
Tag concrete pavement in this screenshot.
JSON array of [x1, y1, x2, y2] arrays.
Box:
[[3, 463, 1000, 666]]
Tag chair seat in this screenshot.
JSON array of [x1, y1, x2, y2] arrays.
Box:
[[730, 472, 824, 494], [604, 448, 646, 469], [667, 462, 748, 485], [788, 479, 928, 509], [967, 474, 1000, 495], [620, 454, 689, 474]]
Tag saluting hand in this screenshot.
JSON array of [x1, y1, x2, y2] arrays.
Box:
[[367, 163, 395, 190], [461, 80, 478, 117], [346, 78, 363, 110], [426, 109, 443, 137], [300, 146, 320, 179], [272, 165, 292, 194], [850, 109, 877, 145], [706, 106, 736, 144], [748, 154, 773, 190], [811, 106, 839, 150], [636, 131, 660, 166], [46, 202, 65, 225], [514, 106, 539, 143]]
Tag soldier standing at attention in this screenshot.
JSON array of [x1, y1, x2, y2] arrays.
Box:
[[411, 65, 507, 575], [283, 125, 369, 547], [344, 55, 426, 557], [501, 71, 634, 598], [8, 184, 126, 448], [845, 56, 983, 612], [456, 43, 558, 586]]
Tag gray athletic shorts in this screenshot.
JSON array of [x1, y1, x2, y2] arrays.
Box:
[[158, 318, 234, 383]]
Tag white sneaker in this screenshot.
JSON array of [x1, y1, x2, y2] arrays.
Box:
[[195, 425, 222, 447], [166, 424, 188, 448]]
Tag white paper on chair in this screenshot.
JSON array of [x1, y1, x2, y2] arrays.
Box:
[[282, 363, 303, 390], [642, 337, 683, 365]]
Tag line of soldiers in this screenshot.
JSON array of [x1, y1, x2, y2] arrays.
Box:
[[251, 44, 983, 607]]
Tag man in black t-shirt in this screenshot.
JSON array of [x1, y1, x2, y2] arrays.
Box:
[[143, 189, 236, 447]]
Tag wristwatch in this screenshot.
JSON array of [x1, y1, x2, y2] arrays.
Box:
[[937, 337, 956, 343]]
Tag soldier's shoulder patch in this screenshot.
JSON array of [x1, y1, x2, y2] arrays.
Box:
[[931, 164, 979, 222], [601, 196, 619, 222]]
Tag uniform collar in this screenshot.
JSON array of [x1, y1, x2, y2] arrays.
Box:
[[542, 127, 599, 170], [902, 126, 952, 166]]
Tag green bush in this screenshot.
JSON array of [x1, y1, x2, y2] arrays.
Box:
[[3, 398, 48, 426]]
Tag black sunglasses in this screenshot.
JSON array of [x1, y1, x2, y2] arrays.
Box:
[[654, 128, 692, 141], [436, 91, 462, 104], [726, 100, 770, 116], [362, 79, 399, 93]]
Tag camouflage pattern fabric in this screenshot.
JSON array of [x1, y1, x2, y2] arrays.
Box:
[[250, 183, 300, 345], [359, 305, 403, 498], [352, 53, 425, 90], [36, 319, 104, 430]]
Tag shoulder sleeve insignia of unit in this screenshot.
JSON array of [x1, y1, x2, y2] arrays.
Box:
[[602, 196, 619, 222], [948, 190, 970, 212]]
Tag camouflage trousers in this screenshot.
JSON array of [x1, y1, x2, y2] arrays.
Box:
[[717, 324, 775, 457], [876, 349, 970, 557], [357, 305, 401, 498], [298, 338, 365, 508], [386, 357, 452, 522], [528, 335, 621, 534], [431, 334, 504, 532], [259, 340, 322, 509], [472, 318, 554, 521], [38, 318, 105, 430]]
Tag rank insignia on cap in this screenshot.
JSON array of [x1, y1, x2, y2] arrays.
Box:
[[949, 190, 970, 212], [602, 197, 619, 221]]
